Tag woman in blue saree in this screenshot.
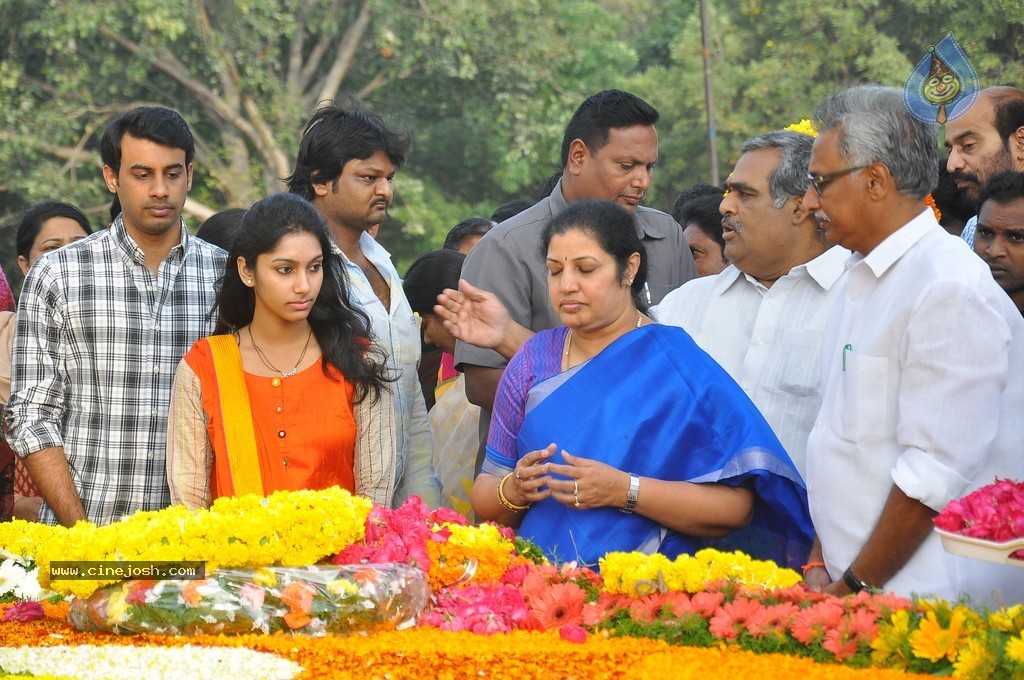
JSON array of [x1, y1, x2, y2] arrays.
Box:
[[465, 200, 812, 568]]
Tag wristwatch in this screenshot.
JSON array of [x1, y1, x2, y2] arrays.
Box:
[[620, 473, 640, 514], [842, 566, 872, 593]]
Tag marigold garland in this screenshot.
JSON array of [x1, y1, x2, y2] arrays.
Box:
[[0, 612, 935, 680], [0, 487, 372, 598], [599, 548, 802, 596]]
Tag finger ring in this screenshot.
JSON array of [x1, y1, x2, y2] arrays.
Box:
[[515, 470, 521, 481], [574, 495, 580, 509]]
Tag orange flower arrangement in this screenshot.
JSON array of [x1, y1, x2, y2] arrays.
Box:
[[0, 606, 934, 680]]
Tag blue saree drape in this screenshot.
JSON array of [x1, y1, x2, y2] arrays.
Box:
[[506, 324, 813, 569]]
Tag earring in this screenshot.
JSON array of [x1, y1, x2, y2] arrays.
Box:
[[246, 279, 253, 285], [627, 278, 634, 285]]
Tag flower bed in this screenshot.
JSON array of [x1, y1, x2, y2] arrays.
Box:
[[2, 488, 1023, 678], [0, 602, 933, 679]]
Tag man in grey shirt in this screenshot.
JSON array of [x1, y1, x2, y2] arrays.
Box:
[[456, 90, 696, 469]]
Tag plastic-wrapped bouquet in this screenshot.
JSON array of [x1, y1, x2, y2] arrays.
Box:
[[68, 564, 429, 636], [934, 478, 1024, 561]]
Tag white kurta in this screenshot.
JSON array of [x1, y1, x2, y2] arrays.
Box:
[[336, 233, 441, 508], [807, 210, 1024, 606]]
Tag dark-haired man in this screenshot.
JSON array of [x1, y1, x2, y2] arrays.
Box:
[[288, 102, 440, 508], [944, 86, 1024, 247], [975, 170, 1024, 315], [7, 107, 226, 526], [457, 90, 695, 469], [671, 183, 728, 277]]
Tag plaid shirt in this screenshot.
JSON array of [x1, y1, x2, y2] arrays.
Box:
[[6, 216, 225, 525]]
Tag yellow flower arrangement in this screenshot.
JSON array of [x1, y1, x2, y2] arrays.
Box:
[[426, 522, 516, 590], [0, 487, 372, 598], [598, 548, 801, 596]]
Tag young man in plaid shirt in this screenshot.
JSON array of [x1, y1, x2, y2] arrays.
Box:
[[7, 107, 226, 526]]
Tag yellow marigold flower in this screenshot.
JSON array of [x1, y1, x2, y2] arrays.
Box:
[[598, 550, 799, 596], [871, 609, 913, 667], [15, 487, 371, 597], [952, 636, 998, 679], [326, 578, 358, 597], [990, 604, 1024, 633], [784, 119, 817, 137], [1006, 631, 1024, 665], [106, 584, 129, 624], [910, 607, 970, 663]]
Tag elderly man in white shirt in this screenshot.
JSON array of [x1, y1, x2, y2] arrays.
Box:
[[287, 103, 441, 508], [654, 130, 848, 475], [801, 86, 1024, 607]]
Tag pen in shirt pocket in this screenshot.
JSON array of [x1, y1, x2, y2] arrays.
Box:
[[842, 343, 852, 371]]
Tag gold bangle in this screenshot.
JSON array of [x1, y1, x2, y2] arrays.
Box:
[[497, 472, 531, 512]]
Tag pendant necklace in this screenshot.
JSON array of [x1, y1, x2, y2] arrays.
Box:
[[249, 326, 313, 379]]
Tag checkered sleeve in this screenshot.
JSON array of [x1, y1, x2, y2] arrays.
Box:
[[7, 260, 67, 457]]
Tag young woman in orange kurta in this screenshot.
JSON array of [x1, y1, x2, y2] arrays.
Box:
[[167, 193, 392, 508]]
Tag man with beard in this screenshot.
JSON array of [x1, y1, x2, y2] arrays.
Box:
[[653, 130, 848, 475], [287, 102, 440, 508], [801, 85, 1024, 606], [975, 171, 1024, 315], [944, 86, 1024, 248]]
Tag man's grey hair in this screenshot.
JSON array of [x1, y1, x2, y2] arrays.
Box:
[[740, 130, 814, 208], [812, 85, 937, 199]]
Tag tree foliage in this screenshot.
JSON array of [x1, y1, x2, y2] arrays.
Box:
[[1, 0, 1021, 285]]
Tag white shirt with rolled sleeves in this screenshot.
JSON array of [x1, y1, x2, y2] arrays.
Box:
[[334, 233, 441, 508], [652, 246, 849, 476], [807, 209, 1024, 607]]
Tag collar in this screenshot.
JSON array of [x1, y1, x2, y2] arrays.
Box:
[[551, 177, 670, 240], [854, 208, 936, 278], [110, 214, 189, 266], [332, 230, 394, 268], [800, 245, 851, 290], [717, 245, 850, 294]]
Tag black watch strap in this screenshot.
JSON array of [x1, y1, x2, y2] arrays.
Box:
[[842, 566, 872, 593]]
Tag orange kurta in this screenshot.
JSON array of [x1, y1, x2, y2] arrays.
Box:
[[184, 337, 356, 500]]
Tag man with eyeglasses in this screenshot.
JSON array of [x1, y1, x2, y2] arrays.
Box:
[[799, 86, 1024, 607], [653, 130, 849, 476]]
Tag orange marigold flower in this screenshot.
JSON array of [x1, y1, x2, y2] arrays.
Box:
[[924, 193, 942, 223]]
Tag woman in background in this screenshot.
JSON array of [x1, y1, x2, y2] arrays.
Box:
[[167, 193, 394, 508], [404, 249, 479, 516], [1, 202, 92, 521]]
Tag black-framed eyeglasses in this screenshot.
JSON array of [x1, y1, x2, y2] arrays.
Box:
[[807, 165, 870, 195]]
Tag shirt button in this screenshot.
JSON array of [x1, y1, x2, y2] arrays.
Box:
[[282, 458, 289, 468], [271, 378, 282, 388], [147, 285, 154, 292], [152, 365, 160, 373], [278, 430, 286, 438], [276, 406, 283, 414]]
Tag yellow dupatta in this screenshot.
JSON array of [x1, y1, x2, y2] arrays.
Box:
[[206, 335, 264, 496]]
